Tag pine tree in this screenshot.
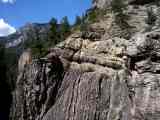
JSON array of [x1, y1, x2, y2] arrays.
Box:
[[80, 14, 88, 32], [48, 17, 59, 45], [60, 16, 71, 40], [74, 15, 82, 26]]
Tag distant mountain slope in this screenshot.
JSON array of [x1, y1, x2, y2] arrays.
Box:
[[0, 23, 50, 48]]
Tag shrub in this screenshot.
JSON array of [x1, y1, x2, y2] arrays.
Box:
[[87, 9, 98, 23], [48, 17, 60, 45], [80, 14, 88, 33], [87, 8, 107, 23]]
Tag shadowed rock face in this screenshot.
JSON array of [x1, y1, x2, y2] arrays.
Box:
[[129, 0, 157, 5], [0, 80, 12, 120]]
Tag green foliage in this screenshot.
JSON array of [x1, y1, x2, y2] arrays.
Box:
[[87, 8, 107, 23], [146, 7, 157, 26], [23, 27, 48, 58], [72, 14, 87, 32], [48, 17, 60, 45], [24, 39, 49, 58], [73, 8, 107, 32], [24, 16, 71, 59], [80, 22, 88, 33], [48, 16, 71, 46], [87, 9, 98, 23], [30, 41, 48, 59], [60, 16, 71, 40], [74, 16, 82, 26], [80, 14, 88, 33]]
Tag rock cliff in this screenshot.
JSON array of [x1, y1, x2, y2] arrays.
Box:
[[10, 0, 160, 120]]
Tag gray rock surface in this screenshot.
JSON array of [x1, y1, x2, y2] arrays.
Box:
[[92, 0, 158, 9], [10, 0, 160, 120], [11, 30, 160, 120]]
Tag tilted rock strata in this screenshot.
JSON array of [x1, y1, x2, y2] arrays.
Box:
[[10, 0, 160, 120], [11, 30, 160, 120]]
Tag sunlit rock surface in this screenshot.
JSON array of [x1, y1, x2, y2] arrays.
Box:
[[10, 0, 160, 120]]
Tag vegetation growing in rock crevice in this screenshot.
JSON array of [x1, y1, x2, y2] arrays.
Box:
[[60, 16, 71, 40], [72, 7, 108, 37], [86, 8, 107, 23]]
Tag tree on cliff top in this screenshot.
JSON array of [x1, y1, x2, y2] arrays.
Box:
[[48, 17, 60, 45], [74, 15, 82, 26], [60, 16, 71, 40]]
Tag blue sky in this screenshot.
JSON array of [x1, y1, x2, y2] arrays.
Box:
[[0, 0, 91, 36]]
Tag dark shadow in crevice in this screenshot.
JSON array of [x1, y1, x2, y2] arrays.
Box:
[[0, 79, 12, 120], [130, 0, 157, 5], [129, 55, 149, 70]]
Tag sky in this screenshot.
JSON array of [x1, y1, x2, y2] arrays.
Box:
[[0, 0, 92, 36]]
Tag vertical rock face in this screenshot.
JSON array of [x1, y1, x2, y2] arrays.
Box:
[[11, 56, 64, 120], [18, 49, 32, 73], [11, 32, 129, 120], [126, 31, 160, 120], [11, 30, 160, 120], [10, 0, 160, 120]]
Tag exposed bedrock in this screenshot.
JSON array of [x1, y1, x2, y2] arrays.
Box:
[[10, 30, 160, 120], [10, 0, 160, 119]]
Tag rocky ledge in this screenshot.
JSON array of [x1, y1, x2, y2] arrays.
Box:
[[10, 0, 160, 119], [10, 28, 160, 120]]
